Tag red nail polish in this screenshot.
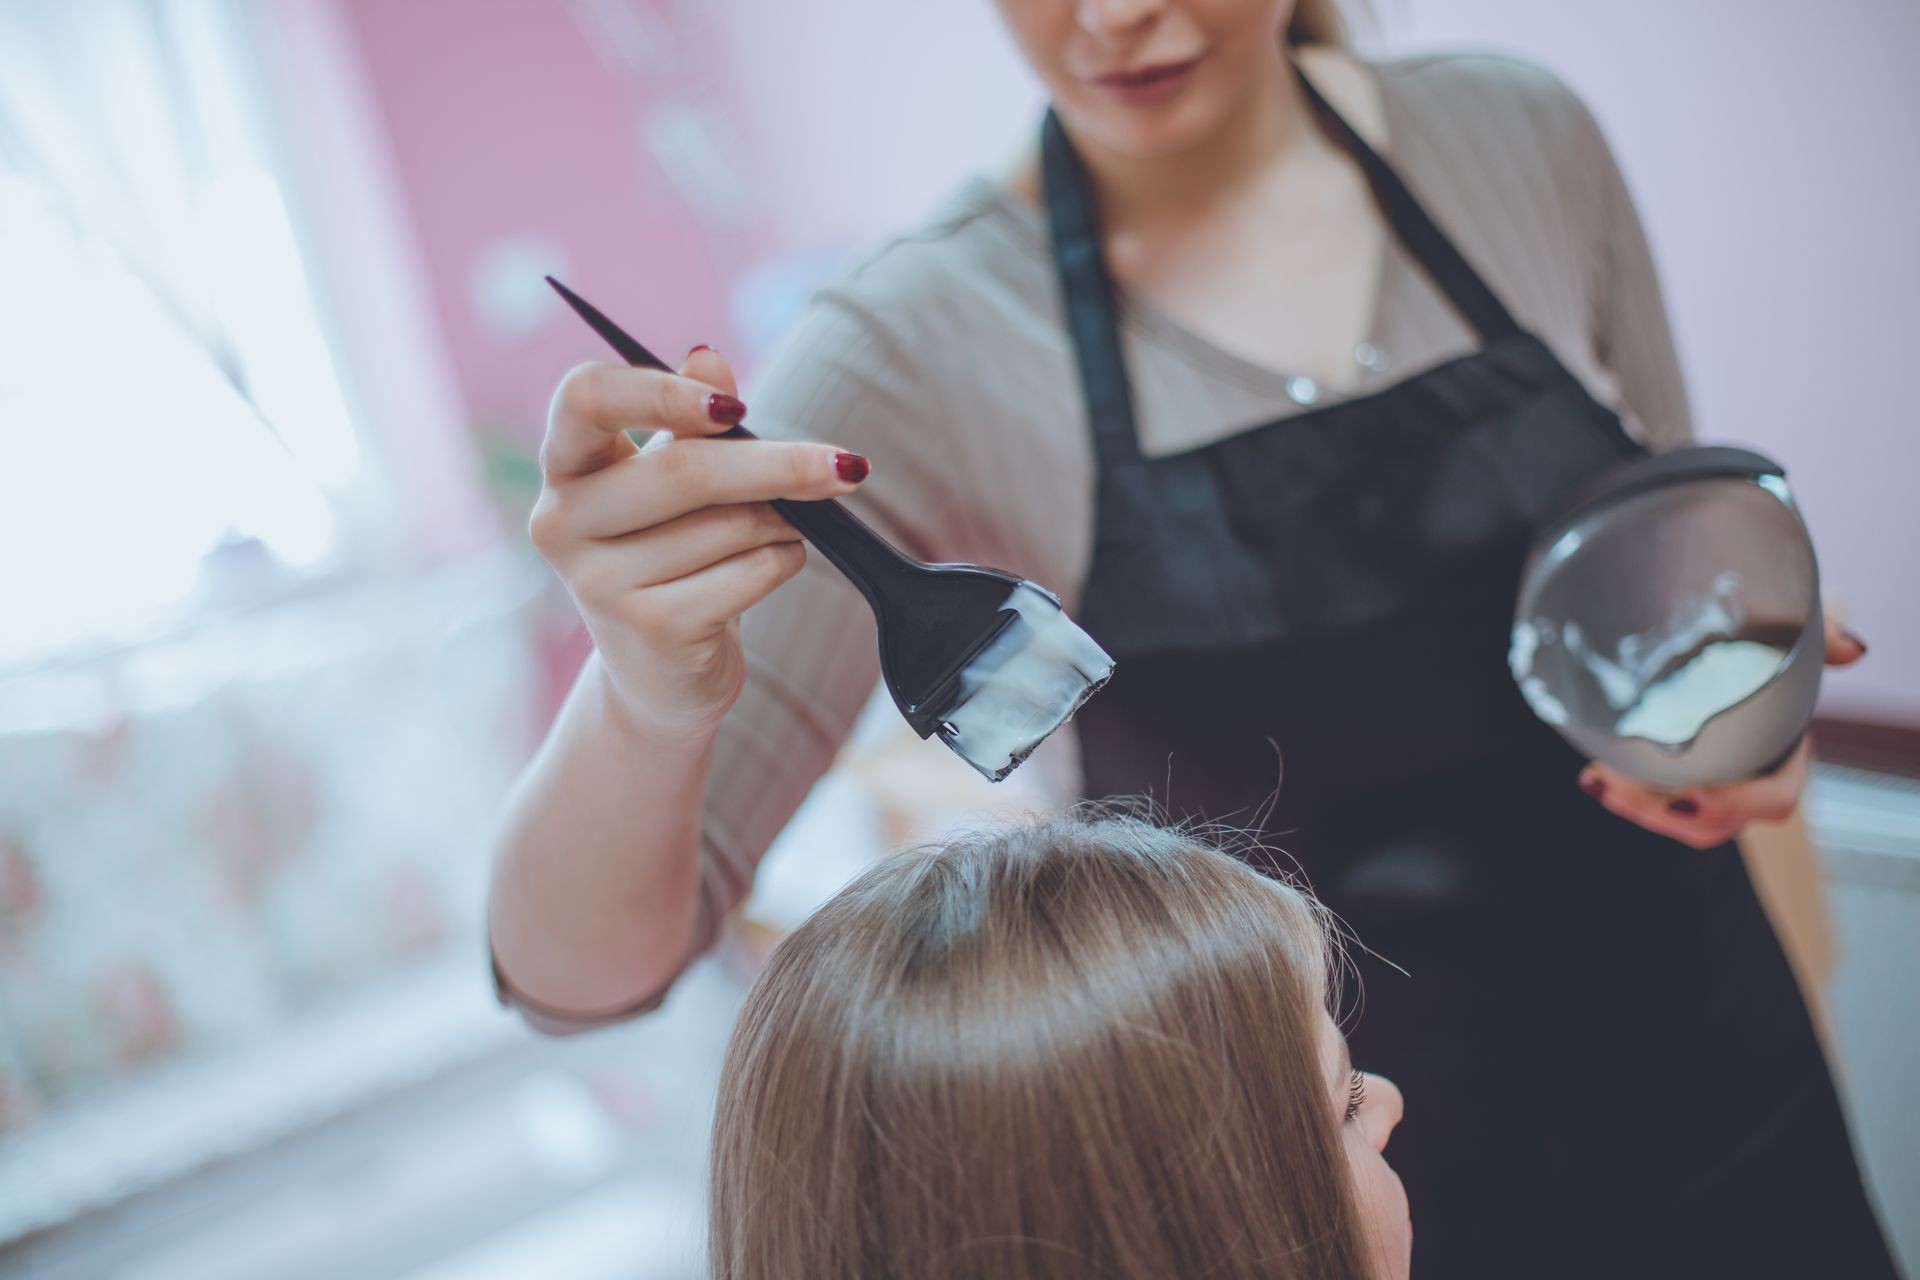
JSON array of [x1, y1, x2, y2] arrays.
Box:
[[688, 344, 713, 358], [833, 452, 871, 484], [1579, 777, 1607, 801], [706, 393, 746, 425], [1667, 797, 1700, 816]]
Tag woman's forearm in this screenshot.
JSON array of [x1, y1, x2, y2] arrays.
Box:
[[487, 652, 711, 1016]]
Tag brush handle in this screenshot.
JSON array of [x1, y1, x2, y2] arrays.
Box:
[[539, 279, 922, 611], [716, 425, 922, 608]]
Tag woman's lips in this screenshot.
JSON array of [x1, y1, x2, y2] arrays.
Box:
[[1090, 57, 1200, 106]]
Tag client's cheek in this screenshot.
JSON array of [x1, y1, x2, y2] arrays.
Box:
[[1350, 1146, 1410, 1237], [1356, 1158, 1413, 1280]]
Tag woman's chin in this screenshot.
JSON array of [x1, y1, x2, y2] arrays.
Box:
[[1066, 94, 1220, 160]]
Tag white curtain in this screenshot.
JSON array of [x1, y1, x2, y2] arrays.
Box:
[[0, 0, 360, 665]]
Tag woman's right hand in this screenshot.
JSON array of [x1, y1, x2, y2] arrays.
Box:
[[529, 348, 871, 737]]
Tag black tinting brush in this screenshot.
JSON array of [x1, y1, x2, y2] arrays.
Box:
[[547, 277, 1113, 781]]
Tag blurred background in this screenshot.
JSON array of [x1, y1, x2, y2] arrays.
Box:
[[0, 1, 1914, 1276]]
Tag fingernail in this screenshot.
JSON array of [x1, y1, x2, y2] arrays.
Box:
[[833, 452, 871, 484], [706, 392, 746, 425], [688, 344, 713, 357], [1579, 777, 1606, 801], [1667, 797, 1700, 816], [1842, 629, 1868, 657]]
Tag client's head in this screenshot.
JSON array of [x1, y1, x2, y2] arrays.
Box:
[[710, 814, 1409, 1279]]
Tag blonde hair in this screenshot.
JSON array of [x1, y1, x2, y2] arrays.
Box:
[[709, 814, 1372, 1279], [1290, 0, 1354, 46]]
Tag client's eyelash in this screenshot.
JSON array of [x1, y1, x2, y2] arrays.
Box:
[[1345, 1069, 1366, 1123]]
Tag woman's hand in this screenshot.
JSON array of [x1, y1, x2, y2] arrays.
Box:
[[1575, 617, 1868, 848], [529, 349, 870, 736]]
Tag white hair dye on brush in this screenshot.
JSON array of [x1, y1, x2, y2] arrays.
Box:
[[938, 584, 1115, 780]]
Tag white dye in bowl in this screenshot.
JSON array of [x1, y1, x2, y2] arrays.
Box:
[[1615, 639, 1788, 747]]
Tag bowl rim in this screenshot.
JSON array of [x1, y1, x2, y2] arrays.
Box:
[[1521, 445, 1786, 583]]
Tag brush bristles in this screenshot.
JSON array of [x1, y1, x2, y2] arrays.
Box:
[[934, 583, 1114, 781]]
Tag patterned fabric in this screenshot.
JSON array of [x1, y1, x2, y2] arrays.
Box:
[[0, 569, 542, 1132]]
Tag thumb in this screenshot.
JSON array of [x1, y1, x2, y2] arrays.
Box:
[[1821, 614, 1867, 667], [680, 344, 739, 400]]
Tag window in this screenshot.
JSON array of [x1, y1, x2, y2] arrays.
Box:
[[0, 1, 363, 668]]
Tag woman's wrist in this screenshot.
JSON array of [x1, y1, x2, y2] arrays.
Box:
[[586, 650, 728, 754]]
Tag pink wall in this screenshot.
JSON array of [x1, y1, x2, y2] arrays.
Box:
[[336, 1, 772, 439], [707, 0, 1040, 255], [333, 0, 1918, 722]]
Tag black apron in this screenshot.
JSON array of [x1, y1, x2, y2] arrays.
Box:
[[1046, 70, 1898, 1279]]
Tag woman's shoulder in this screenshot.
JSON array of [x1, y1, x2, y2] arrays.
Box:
[[1374, 50, 1603, 154], [811, 179, 1044, 333], [1376, 49, 1584, 112], [760, 176, 1055, 418], [1369, 49, 1623, 268]]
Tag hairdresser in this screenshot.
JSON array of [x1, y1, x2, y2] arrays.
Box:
[[487, 2, 1894, 1275]]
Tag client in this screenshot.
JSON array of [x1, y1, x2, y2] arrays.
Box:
[[709, 814, 1409, 1279]]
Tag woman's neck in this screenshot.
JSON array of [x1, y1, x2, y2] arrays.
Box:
[[1068, 51, 1311, 232]]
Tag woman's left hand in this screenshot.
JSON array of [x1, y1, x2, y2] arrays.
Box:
[[1576, 617, 1868, 848]]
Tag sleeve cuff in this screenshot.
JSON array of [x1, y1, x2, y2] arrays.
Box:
[[487, 934, 671, 1036]]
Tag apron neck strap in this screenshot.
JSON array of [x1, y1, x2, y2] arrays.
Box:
[[1040, 59, 1526, 465], [1042, 106, 1145, 464], [1289, 62, 1521, 342]]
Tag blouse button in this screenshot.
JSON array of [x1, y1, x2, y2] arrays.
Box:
[[1286, 376, 1320, 405]]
